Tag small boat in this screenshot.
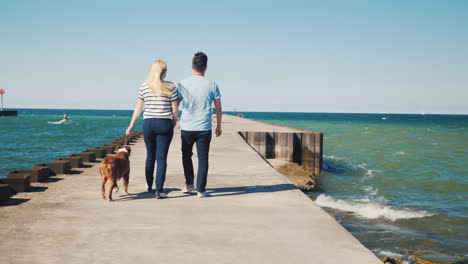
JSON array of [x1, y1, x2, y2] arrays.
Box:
[[48, 119, 73, 124]]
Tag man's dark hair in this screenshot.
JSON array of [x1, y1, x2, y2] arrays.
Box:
[[192, 52, 208, 72]]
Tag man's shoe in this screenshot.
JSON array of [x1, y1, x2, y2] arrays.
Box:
[[181, 184, 195, 193], [197, 191, 210, 198], [155, 192, 168, 199]]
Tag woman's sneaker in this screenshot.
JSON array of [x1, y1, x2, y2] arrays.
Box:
[[155, 192, 168, 199], [181, 184, 195, 193]]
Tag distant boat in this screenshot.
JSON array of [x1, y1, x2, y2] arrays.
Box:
[[421, 112, 425, 115], [48, 119, 73, 124], [381, 117, 387, 120]]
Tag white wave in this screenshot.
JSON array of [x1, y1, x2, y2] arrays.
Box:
[[378, 250, 403, 259], [315, 194, 434, 221], [374, 196, 389, 203], [363, 186, 378, 196], [365, 169, 375, 178], [356, 162, 367, 169], [395, 151, 406, 155], [324, 155, 344, 161]]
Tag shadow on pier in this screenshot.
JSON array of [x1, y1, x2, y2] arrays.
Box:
[[115, 183, 297, 201]]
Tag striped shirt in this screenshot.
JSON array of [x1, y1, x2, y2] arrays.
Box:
[[138, 82, 178, 119]]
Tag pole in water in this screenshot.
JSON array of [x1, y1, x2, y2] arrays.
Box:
[[0, 89, 4, 111]]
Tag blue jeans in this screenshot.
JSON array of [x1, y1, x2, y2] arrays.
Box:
[[181, 130, 212, 192], [143, 118, 174, 193]]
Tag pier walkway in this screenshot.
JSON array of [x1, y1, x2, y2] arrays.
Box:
[[0, 115, 381, 264]]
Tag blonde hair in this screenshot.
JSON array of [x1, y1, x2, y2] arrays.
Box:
[[146, 60, 172, 96]]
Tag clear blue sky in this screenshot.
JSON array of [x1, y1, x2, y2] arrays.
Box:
[[1, 0, 467, 114]]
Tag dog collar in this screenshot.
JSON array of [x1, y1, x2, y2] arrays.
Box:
[[117, 147, 128, 153]]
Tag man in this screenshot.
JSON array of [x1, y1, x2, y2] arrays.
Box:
[[177, 52, 222, 197]]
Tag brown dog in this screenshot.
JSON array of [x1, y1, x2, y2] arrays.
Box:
[[100, 145, 131, 201]]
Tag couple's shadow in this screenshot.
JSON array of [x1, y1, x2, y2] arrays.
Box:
[[116, 183, 296, 202]]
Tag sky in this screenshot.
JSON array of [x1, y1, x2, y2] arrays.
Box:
[[1, 0, 467, 114]]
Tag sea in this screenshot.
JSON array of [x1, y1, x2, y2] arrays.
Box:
[[1, 109, 467, 262]]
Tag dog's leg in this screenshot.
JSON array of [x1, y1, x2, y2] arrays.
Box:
[[108, 180, 116, 201], [112, 167, 119, 193], [101, 176, 108, 200], [123, 172, 129, 195]]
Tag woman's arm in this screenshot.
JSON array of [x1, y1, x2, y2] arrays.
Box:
[[126, 99, 144, 135], [171, 100, 179, 128]]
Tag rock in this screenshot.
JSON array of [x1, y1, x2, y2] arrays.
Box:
[[275, 162, 317, 191], [380, 256, 403, 264], [403, 248, 416, 253], [381, 256, 403, 264], [414, 250, 465, 264]]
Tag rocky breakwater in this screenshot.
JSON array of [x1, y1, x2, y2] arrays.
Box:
[[0, 131, 143, 204]]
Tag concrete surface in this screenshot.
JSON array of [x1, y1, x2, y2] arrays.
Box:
[[0, 115, 381, 264]]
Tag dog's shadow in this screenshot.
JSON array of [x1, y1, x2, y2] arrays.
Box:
[[115, 192, 154, 201]]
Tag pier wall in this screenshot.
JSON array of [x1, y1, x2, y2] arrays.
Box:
[[239, 131, 323, 176], [0, 110, 18, 116]]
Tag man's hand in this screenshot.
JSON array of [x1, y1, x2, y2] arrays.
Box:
[[215, 126, 222, 137]]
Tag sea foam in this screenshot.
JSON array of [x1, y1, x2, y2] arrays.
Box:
[[315, 194, 434, 221]]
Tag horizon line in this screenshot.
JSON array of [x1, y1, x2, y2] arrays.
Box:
[[7, 107, 468, 116]]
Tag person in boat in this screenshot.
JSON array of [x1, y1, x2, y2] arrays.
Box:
[[61, 114, 71, 123]]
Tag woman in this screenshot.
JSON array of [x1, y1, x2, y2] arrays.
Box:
[[126, 60, 179, 199]]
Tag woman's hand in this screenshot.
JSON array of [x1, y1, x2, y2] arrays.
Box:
[[127, 98, 144, 136], [126, 126, 133, 136]]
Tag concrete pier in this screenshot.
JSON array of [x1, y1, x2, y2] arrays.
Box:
[[0, 115, 381, 264]]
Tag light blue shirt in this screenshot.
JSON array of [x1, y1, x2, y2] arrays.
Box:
[[177, 76, 221, 131]]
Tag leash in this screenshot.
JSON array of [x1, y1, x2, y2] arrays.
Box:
[[124, 135, 129, 146]]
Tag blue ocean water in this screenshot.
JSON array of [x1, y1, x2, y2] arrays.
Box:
[[0, 109, 141, 177], [236, 112, 468, 262]]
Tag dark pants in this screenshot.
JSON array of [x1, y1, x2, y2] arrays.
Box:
[[181, 130, 212, 192], [143, 118, 174, 193]]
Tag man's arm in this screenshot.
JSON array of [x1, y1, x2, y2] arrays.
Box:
[[214, 98, 222, 137]]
